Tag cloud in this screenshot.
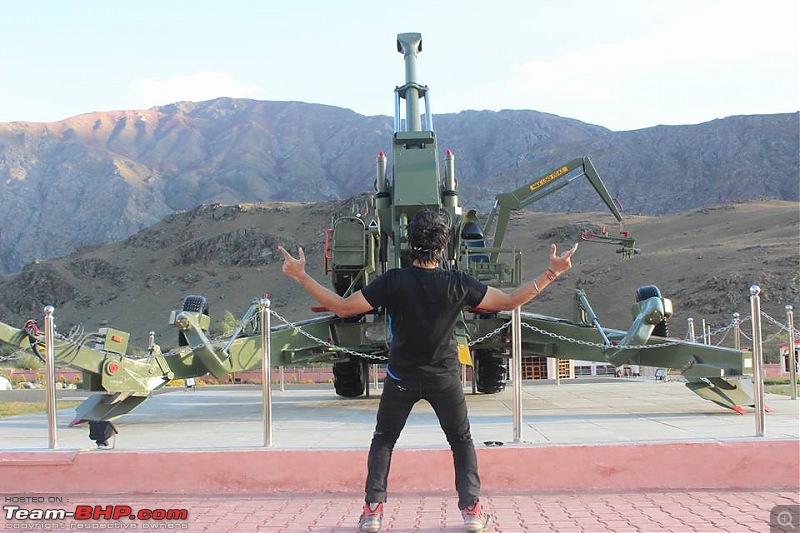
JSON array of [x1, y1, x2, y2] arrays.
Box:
[[494, 0, 799, 130], [128, 71, 257, 108]]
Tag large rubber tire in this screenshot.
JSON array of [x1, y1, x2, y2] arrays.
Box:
[[178, 295, 209, 347], [635, 285, 669, 338], [475, 350, 506, 394], [333, 359, 365, 398]]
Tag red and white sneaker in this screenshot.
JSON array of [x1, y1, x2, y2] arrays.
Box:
[[358, 502, 384, 533], [461, 501, 492, 532]]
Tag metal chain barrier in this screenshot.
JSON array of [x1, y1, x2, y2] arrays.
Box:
[[267, 310, 512, 361], [264, 310, 757, 359], [690, 316, 752, 345], [0, 348, 36, 363], [761, 311, 792, 333], [520, 321, 682, 350], [467, 321, 510, 347], [697, 319, 739, 344], [268, 308, 388, 361]]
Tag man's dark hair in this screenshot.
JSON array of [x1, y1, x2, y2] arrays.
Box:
[[407, 209, 450, 264]]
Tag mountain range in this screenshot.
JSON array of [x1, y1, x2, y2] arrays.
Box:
[[0, 98, 797, 274]]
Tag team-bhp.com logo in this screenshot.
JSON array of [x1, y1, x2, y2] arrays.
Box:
[[4, 501, 189, 530]]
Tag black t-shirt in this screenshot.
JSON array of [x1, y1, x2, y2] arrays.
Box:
[[361, 266, 488, 382]]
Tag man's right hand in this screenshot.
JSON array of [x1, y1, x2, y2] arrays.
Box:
[[277, 246, 307, 282]]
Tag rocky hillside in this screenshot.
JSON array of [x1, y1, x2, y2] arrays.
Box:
[[0, 199, 796, 351], [0, 99, 797, 273]]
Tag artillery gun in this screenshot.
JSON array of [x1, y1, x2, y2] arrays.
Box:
[[0, 33, 756, 441]]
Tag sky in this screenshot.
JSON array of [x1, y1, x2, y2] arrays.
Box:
[[0, 0, 797, 131]]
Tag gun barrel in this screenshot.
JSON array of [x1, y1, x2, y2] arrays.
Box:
[[396, 32, 423, 132]]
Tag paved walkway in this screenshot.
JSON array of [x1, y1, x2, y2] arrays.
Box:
[[2, 490, 798, 532]]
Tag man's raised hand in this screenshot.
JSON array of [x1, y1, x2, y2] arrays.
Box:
[[277, 246, 306, 282], [549, 243, 579, 276]]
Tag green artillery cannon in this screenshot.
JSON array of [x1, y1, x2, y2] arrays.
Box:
[[0, 283, 754, 425], [0, 33, 755, 437]]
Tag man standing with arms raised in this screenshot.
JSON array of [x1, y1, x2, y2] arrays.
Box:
[[278, 209, 578, 533]]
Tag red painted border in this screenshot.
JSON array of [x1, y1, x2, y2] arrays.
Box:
[[1, 440, 797, 494]]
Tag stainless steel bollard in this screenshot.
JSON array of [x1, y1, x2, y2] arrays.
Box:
[[702, 319, 708, 344], [279, 365, 285, 392], [688, 318, 696, 343], [43, 306, 58, 449], [786, 306, 797, 400], [512, 307, 523, 443], [749, 286, 766, 437], [733, 313, 741, 351], [260, 297, 273, 447]]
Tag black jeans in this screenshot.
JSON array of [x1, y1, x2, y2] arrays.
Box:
[[364, 374, 480, 510]]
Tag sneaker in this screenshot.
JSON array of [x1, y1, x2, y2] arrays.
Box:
[[358, 502, 383, 533], [461, 501, 491, 532]]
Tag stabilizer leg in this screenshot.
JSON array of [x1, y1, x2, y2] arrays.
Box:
[[69, 392, 149, 425], [685, 377, 755, 414]]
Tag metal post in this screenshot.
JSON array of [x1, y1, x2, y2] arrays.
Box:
[[701, 319, 708, 344], [279, 365, 285, 392], [706, 324, 712, 345], [43, 306, 58, 449], [733, 313, 740, 351], [786, 305, 797, 400], [259, 298, 273, 447], [394, 90, 401, 132], [471, 352, 477, 395], [512, 307, 523, 443], [423, 88, 433, 131], [749, 286, 765, 437], [554, 358, 560, 386], [688, 318, 696, 343], [148, 331, 155, 350], [363, 360, 370, 398]]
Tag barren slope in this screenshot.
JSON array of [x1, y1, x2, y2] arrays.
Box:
[[0, 199, 796, 350]]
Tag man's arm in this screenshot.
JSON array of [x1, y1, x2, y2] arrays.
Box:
[[477, 243, 578, 312], [277, 246, 374, 318]]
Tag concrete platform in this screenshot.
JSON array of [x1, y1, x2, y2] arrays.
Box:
[[1, 379, 797, 451]]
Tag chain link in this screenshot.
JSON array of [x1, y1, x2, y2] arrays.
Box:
[[466, 321, 510, 347], [0, 347, 35, 363], [520, 321, 682, 350], [761, 311, 793, 333], [266, 310, 513, 359], [268, 309, 388, 361], [695, 319, 738, 345]]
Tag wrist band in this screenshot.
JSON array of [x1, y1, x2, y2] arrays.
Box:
[[545, 268, 558, 281]]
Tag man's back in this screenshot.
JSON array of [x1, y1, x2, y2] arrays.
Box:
[[361, 266, 487, 381]]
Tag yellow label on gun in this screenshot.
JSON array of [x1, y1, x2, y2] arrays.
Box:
[[529, 165, 569, 191]]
